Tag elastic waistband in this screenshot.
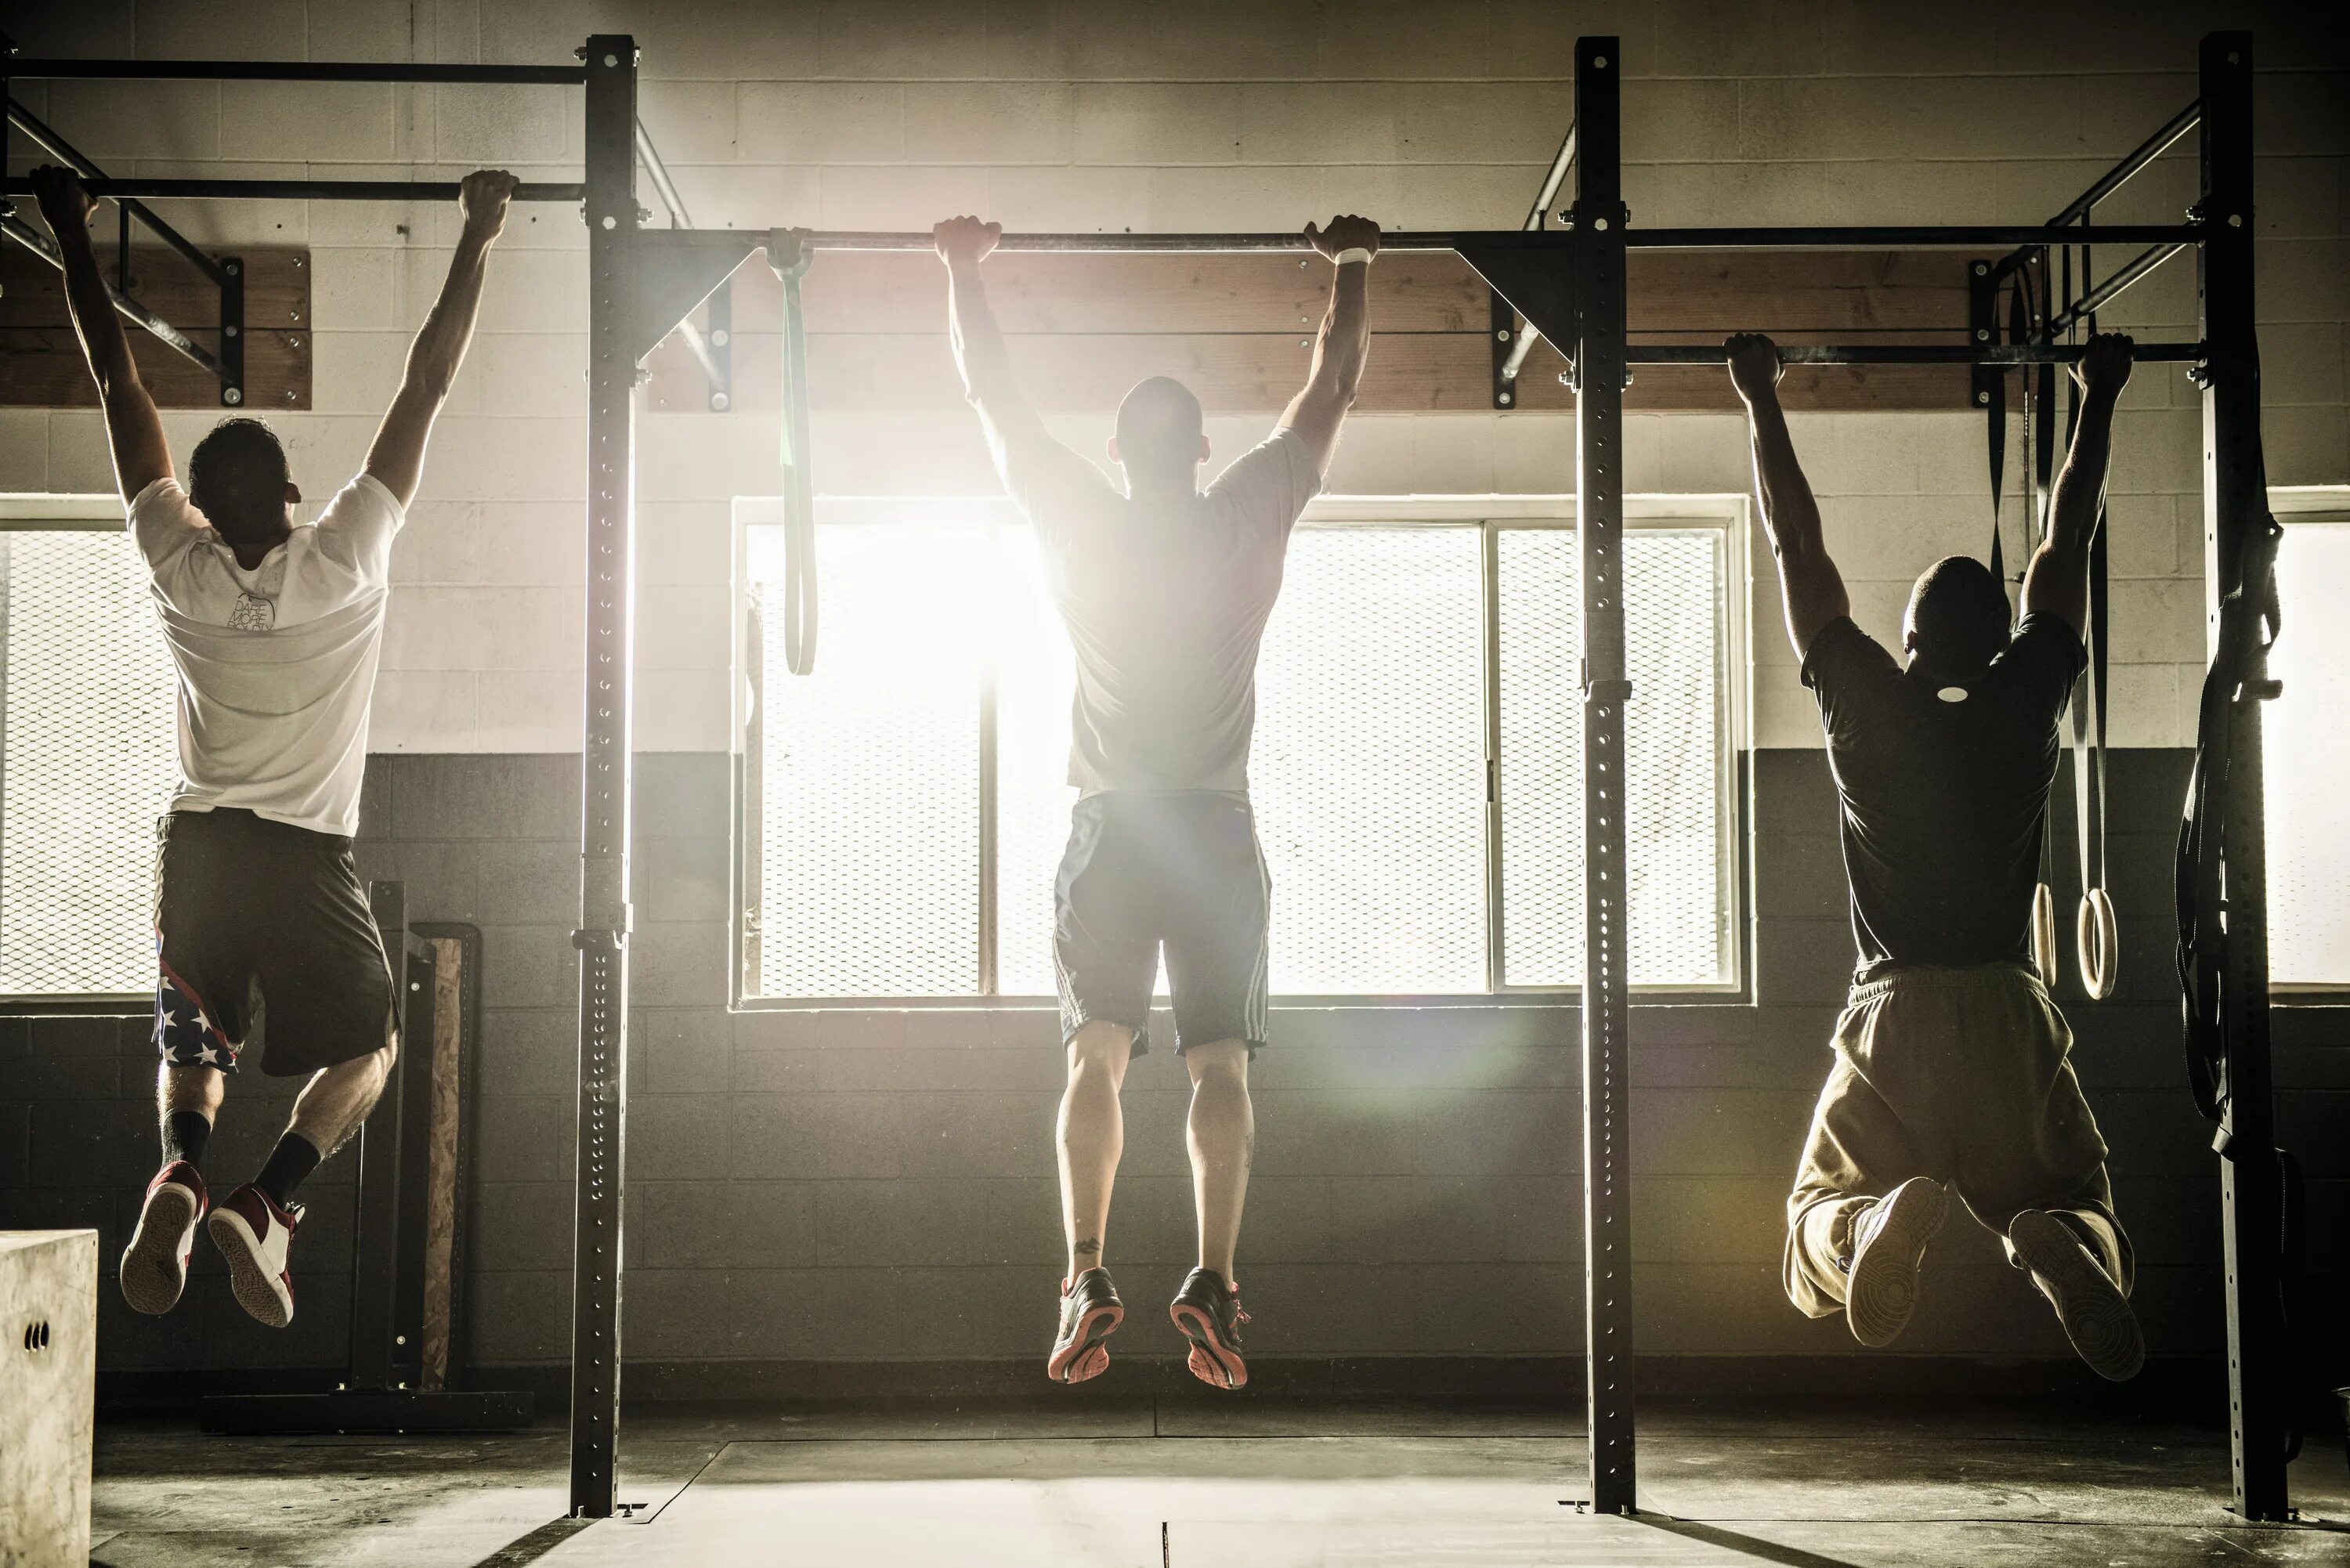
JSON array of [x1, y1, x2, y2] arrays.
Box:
[[1847, 962, 2044, 1006]]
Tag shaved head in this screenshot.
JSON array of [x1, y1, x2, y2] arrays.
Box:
[[1904, 555, 2013, 677], [1112, 375, 1206, 493]]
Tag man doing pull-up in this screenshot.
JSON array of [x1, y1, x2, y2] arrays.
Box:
[[33, 164, 517, 1330], [1731, 329, 2144, 1379], [935, 212, 1380, 1389]]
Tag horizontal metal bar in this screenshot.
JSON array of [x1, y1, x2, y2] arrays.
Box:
[[797, 229, 1553, 254], [1625, 341, 2204, 365], [2050, 243, 2189, 334], [1625, 224, 2202, 250], [8, 57, 586, 85], [2050, 100, 2202, 229], [7, 99, 228, 284], [2, 176, 584, 203], [1, 212, 229, 378]]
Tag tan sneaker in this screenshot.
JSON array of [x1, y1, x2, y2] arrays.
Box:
[[1845, 1177, 1950, 1348], [2008, 1209, 2144, 1382], [121, 1162, 208, 1316]]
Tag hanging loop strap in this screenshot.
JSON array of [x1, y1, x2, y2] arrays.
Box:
[[768, 226, 819, 677], [2073, 495, 2117, 997]]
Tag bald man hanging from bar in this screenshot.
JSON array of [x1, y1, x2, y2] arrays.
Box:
[[935, 213, 1379, 1389], [1731, 329, 2145, 1381]]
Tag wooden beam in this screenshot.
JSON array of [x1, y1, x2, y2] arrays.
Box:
[[0, 245, 312, 410]]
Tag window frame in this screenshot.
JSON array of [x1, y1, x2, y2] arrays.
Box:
[[2264, 485, 2350, 1000], [730, 492, 1752, 1011], [0, 493, 167, 1013]]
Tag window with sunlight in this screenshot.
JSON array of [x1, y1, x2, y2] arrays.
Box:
[[0, 521, 181, 998], [2265, 510, 2350, 988], [736, 497, 1741, 1003]]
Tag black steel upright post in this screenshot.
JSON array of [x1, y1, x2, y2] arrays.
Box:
[[568, 31, 638, 1522], [1571, 34, 1636, 1518], [2197, 31, 2288, 1524]]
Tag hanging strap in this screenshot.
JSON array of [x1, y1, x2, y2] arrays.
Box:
[[768, 227, 819, 677]]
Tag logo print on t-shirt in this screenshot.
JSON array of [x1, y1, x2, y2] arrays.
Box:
[[230, 591, 276, 631], [1936, 685, 1969, 703]]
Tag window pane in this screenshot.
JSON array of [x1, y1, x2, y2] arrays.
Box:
[[993, 528, 1078, 997], [2266, 520, 2350, 986], [0, 532, 181, 995], [1253, 526, 1487, 993], [1499, 528, 1729, 989], [750, 519, 985, 996]]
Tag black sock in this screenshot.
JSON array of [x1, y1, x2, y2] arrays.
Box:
[[162, 1111, 212, 1170], [255, 1132, 322, 1209]]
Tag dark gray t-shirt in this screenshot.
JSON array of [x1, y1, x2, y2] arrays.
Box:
[[1802, 613, 2085, 981], [992, 426, 1321, 794]]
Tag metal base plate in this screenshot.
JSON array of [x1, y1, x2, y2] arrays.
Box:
[[200, 1389, 534, 1435]]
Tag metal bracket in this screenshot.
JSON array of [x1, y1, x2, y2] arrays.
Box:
[[1455, 240, 1577, 366], [218, 254, 244, 406], [1968, 258, 1998, 410], [1489, 288, 1519, 408], [627, 226, 761, 367], [703, 279, 732, 411]]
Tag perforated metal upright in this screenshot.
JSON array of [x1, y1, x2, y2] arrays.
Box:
[[1571, 34, 1636, 1516], [2196, 31, 2288, 1526], [568, 32, 639, 1522]]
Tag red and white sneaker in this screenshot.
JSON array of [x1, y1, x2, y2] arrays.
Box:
[[208, 1184, 302, 1328], [120, 1162, 208, 1316]]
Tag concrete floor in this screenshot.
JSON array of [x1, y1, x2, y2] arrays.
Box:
[[85, 1393, 2350, 1567]]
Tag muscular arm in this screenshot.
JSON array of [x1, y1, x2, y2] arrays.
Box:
[[2022, 333, 2133, 638], [31, 168, 171, 503], [943, 245, 1053, 461], [1280, 215, 1379, 478], [1727, 334, 1849, 659], [363, 170, 516, 509]]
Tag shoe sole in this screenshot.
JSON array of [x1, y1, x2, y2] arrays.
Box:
[[2008, 1209, 2144, 1382], [120, 1184, 200, 1317], [1846, 1178, 1950, 1349], [1170, 1302, 1247, 1390], [1047, 1303, 1123, 1385], [208, 1207, 293, 1329]]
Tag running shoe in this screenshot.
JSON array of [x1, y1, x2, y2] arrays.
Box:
[[2008, 1209, 2144, 1382], [208, 1183, 302, 1328], [1844, 1176, 1949, 1348], [1170, 1267, 1250, 1390], [120, 1162, 208, 1316], [1047, 1267, 1124, 1384]]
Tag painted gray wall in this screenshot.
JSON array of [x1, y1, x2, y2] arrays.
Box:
[[4, 747, 2341, 1382]]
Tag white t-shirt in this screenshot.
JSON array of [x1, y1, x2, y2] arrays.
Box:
[[128, 473, 404, 838]]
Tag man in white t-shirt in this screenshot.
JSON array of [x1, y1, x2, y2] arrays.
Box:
[[30, 164, 517, 1329]]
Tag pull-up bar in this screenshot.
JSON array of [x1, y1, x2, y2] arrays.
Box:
[[0, 175, 586, 203], [6, 57, 588, 85], [769, 222, 2204, 255], [1628, 341, 2204, 366]]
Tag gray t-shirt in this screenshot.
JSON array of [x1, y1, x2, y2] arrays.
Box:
[[992, 426, 1321, 794]]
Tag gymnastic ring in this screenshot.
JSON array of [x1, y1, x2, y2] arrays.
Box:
[[2031, 881, 2059, 991], [2076, 886, 2119, 1000]]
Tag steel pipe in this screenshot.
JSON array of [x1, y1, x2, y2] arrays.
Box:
[[7, 58, 587, 85], [797, 229, 1556, 253], [1625, 341, 2203, 365], [6, 100, 230, 284], [2050, 243, 2189, 334], [1499, 121, 1578, 385], [632, 120, 723, 390], [2049, 100, 2202, 229]]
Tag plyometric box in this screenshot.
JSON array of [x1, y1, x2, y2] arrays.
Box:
[[0, 1230, 98, 1568], [0, 244, 313, 410]]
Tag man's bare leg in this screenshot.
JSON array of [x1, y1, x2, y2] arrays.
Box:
[[284, 1039, 399, 1165], [1058, 1022, 1132, 1278], [1184, 1039, 1253, 1281], [159, 1061, 225, 1142]]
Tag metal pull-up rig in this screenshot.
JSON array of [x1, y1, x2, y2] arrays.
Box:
[[0, 28, 2285, 1528]]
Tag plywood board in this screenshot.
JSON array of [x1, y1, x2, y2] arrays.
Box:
[[0, 244, 313, 410]]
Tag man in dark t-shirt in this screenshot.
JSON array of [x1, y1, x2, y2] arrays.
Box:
[[1730, 331, 2144, 1381]]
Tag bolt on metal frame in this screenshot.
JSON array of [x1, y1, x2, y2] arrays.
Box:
[[0, 27, 2283, 1526]]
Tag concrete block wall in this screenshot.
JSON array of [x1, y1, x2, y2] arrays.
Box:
[[4, 0, 2345, 753], [2, 1, 2345, 1381]]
